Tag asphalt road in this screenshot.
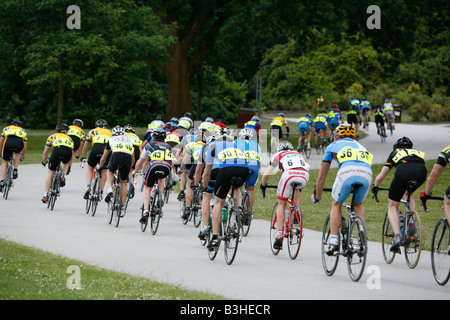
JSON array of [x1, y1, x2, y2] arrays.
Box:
[[0, 122, 449, 300]]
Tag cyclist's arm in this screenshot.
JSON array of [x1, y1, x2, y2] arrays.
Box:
[[42, 145, 51, 165], [261, 164, 276, 186], [424, 163, 444, 195], [81, 139, 90, 158], [133, 156, 145, 174], [373, 166, 390, 187], [98, 149, 110, 168], [193, 158, 204, 186], [315, 161, 331, 201], [0, 136, 4, 149], [201, 163, 212, 189], [21, 140, 27, 159]]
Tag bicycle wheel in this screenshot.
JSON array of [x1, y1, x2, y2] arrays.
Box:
[[140, 204, 148, 232], [287, 205, 303, 260], [193, 191, 203, 228], [241, 191, 252, 237], [49, 173, 60, 211], [112, 185, 122, 228], [381, 212, 396, 264], [431, 219, 450, 286], [180, 197, 189, 225], [3, 163, 13, 200], [321, 214, 340, 276], [150, 189, 161, 235], [224, 205, 240, 265], [347, 215, 367, 282], [315, 135, 321, 155], [90, 177, 100, 216], [404, 210, 422, 269], [304, 145, 311, 159], [269, 202, 281, 256]]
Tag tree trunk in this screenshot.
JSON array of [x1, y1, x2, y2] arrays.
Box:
[[57, 54, 64, 124]]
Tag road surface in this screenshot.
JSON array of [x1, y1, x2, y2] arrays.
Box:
[[0, 122, 449, 300]]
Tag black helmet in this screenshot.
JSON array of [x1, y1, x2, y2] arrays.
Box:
[[11, 120, 23, 128], [184, 112, 192, 119], [73, 119, 84, 127], [56, 123, 69, 133], [152, 128, 166, 141], [393, 136, 413, 150], [95, 119, 107, 128], [124, 124, 135, 133]]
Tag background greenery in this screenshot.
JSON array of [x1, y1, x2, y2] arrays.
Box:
[[1, 0, 448, 129]]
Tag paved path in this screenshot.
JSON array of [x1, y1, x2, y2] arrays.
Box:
[[0, 122, 449, 300]]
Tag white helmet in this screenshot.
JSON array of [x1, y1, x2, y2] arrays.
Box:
[[239, 128, 255, 140], [111, 126, 125, 136], [277, 140, 294, 152]]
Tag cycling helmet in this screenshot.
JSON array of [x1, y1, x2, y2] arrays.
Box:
[[277, 113, 285, 118], [95, 119, 107, 128], [170, 117, 179, 124], [111, 125, 125, 136], [124, 124, 135, 133], [11, 120, 23, 127], [393, 136, 413, 150], [152, 127, 166, 141], [219, 128, 234, 141], [156, 115, 164, 121], [305, 114, 311, 118], [55, 123, 69, 133], [184, 112, 193, 119], [205, 117, 214, 123], [336, 124, 355, 138], [251, 116, 260, 122], [73, 119, 84, 128], [239, 128, 255, 140], [164, 123, 176, 132], [277, 141, 294, 152], [385, 99, 390, 103]]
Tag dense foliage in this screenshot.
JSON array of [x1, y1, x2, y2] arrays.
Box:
[[0, 0, 448, 128]]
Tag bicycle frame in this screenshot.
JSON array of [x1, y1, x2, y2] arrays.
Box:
[[2, 158, 14, 200]]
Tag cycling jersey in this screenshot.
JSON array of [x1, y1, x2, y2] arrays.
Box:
[[235, 139, 261, 187], [106, 135, 134, 155], [270, 150, 310, 172], [2, 125, 27, 140], [297, 116, 313, 134], [198, 121, 215, 134], [86, 127, 111, 145], [323, 138, 372, 169], [1, 125, 27, 161], [45, 133, 74, 171], [270, 116, 288, 128], [385, 148, 425, 168], [314, 113, 329, 133], [244, 120, 262, 131], [383, 103, 393, 111], [67, 125, 85, 141], [361, 100, 371, 110], [165, 131, 182, 147], [349, 98, 360, 110], [436, 144, 450, 167], [45, 133, 74, 149], [141, 140, 173, 187], [178, 117, 193, 130], [205, 140, 248, 168], [186, 141, 205, 164]]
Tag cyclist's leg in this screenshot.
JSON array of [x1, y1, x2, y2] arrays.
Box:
[[445, 186, 450, 223]]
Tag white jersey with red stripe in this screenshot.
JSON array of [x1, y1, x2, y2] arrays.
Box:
[[270, 150, 310, 172]]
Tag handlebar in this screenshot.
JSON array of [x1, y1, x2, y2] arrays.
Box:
[[371, 187, 389, 203], [421, 195, 444, 212], [260, 185, 277, 199]]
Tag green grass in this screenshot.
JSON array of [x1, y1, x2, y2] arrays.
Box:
[[0, 238, 225, 300]]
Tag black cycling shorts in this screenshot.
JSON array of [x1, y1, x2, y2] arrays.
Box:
[[144, 162, 171, 187], [389, 162, 427, 202], [48, 146, 73, 171], [188, 163, 198, 181], [88, 143, 107, 168], [68, 135, 81, 152], [205, 168, 219, 193], [214, 166, 249, 199], [2, 136, 24, 161], [347, 114, 358, 126], [375, 115, 384, 125], [108, 152, 132, 181]]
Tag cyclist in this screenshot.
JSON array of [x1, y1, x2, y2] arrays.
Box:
[[360, 97, 371, 126], [81, 119, 111, 201], [383, 99, 395, 130], [165, 125, 183, 179], [420, 144, 450, 223], [133, 128, 173, 223], [347, 101, 360, 137], [177, 128, 196, 201], [312, 124, 373, 256], [373, 105, 387, 137], [260, 141, 310, 250], [327, 105, 343, 140], [180, 129, 208, 219], [213, 119, 226, 132], [297, 114, 313, 152], [372, 136, 427, 253], [203, 129, 249, 250], [313, 110, 329, 145], [67, 119, 85, 172], [41, 123, 74, 203], [270, 113, 289, 153], [244, 115, 262, 142], [99, 126, 135, 214], [235, 128, 262, 224], [178, 114, 194, 134], [0, 121, 27, 189], [141, 117, 165, 149], [124, 124, 142, 195]]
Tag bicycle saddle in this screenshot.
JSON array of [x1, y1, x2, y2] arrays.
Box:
[[406, 180, 418, 192], [351, 183, 364, 190], [230, 177, 244, 187]]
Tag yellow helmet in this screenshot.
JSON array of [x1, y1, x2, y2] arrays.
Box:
[[336, 124, 355, 138]]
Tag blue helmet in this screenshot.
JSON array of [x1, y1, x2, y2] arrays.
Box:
[[277, 113, 285, 118]]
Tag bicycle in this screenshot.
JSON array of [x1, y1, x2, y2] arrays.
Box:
[[262, 184, 303, 260], [297, 132, 311, 159], [314, 131, 326, 155], [376, 123, 386, 143], [386, 115, 394, 136], [82, 160, 101, 216], [106, 171, 124, 228], [207, 176, 242, 265], [2, 157, 14, 200], [140, 171, 165, 235], [321, 183, 368, 282], [122, 173, 134, 214], [47, 162, 63, 211], [422, 195, 449, 286], [373, 181, 423, 269], [163, 169, 175, 204]]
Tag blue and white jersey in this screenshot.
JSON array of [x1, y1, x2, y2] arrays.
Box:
[[323, 138, 373, 169], [235, 139, 261, 168], [204, 140, 248, 168]]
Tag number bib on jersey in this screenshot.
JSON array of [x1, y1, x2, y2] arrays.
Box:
[[218, 148, 247, 162], [112, 142, 134, 154], [392, 149, 424, 164], [150, 149, 173, 161], [4, 127, 27, 139], [92, 134, 110, 144], [53, 137, 74, 149], [337, 146, 373, 165], [67, 127, 84, 139]]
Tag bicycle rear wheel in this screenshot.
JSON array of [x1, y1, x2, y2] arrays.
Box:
[[207, 216, 221, 260], [3, 163, 13, 200], [241, 191, 252, 237], [193, 191, 202, 228], [304, 145, 311, 159], [269, 202, 280, 256], [112, 185, 122, 228], [287, 205, 303, 260], [140, 203, 148, 232], [321, 214, 339, 276], [347, 215, 367, 282], [150, 189, 161, 235], [315, 135, 321, 155], [431, 218, 450, 285], [224, 205, 240, 265], [381, 212, 396, 264], [404, 210, 422, 269]]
